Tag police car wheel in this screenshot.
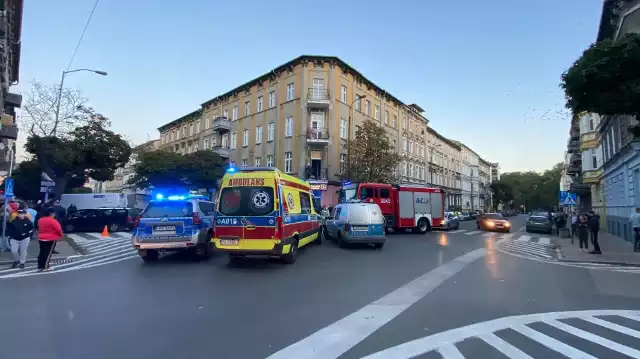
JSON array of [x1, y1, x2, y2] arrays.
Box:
[[194, 242, 213, 260], [140, 250, 159, 262]]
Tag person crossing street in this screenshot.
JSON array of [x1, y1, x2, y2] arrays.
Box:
[[7, 209, 34, 269], [36, 207, 64, 272]]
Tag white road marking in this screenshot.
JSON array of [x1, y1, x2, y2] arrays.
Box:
[[438, 344, 465, 359], [537, 237, 551, 245], [362, 310, 640, 359], [516, 235, 532, 242], [448, 230, 466, 234], [497, 233, 515, 240], [482, 233, 496, 237], [464, 230, 481, 236], [266, 248, 486, 359]]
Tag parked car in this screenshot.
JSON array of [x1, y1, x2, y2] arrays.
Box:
[[525, 215, 553, 234], [458, 212, 470, 221], [437, 212, 460, 230], [62, 207, 134, 233], [325, 201, 386, 249], [477, 213, 511, 232]]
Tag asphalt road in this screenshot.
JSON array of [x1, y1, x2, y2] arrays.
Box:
[[3, 215, 640, 359]]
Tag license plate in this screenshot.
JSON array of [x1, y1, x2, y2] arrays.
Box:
[[153, 226, 176, 232], [352, 226, 368, 231], [220, 239, 239, 246]]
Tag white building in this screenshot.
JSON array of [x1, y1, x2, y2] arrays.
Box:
[[459, 144, 481, 211]]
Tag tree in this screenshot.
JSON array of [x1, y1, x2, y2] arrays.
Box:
[[128, 150, 226, 190], [21, 80, 90, 138], [344, 119, 401, 183], [561, 33, 640, 136], [490, 181, 514, 207], [496, 163, 564, 211], [25, 113, 131, 200]]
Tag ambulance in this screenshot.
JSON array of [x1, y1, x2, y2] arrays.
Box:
[[212, 167, 321, 264]]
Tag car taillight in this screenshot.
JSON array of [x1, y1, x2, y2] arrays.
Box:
[[275, 216, 283, 239], [345, 223, 351, 232], [193, 212, 201, 225], [132, 215, 141, 228]]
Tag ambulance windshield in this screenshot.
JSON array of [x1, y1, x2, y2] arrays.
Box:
[[218, 187, 274, 216]]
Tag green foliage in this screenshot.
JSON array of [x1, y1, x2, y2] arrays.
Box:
[[128, 150, 226, 190], [24, 109, 132, 200], [0, 158, 89, 201], [345, 119, 401, 183], [495, 163, 564, 211], [561, 33, 640, 135]]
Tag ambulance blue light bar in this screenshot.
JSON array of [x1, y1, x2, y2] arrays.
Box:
[[154, 194, 208, 201], [227, 167, 278, 173]]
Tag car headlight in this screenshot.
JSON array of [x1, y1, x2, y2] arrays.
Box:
[[505, 222, 511, 227]]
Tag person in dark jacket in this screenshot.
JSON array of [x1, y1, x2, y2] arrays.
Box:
[[577, 214, 590, 252], [8, 209, 34, 269], [587, 210, 601, 254]]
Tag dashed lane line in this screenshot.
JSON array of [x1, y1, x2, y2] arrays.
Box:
[[464, 230, 482, 236]]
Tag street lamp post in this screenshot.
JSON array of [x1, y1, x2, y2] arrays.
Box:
[[53, 68, 107, 136], [345, 94, 366, 179]]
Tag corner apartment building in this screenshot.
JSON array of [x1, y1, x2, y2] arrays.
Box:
[[478, 158, 493, 210], [0, 0, 22, 176], [157, 55, 431, 206], [583, 0, 640, 242], [458, 143, 482, 211], [426, 127, 462, 209], [578, 113, 605, 215]]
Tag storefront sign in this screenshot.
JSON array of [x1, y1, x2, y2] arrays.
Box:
[[310, 183, 328, 191]]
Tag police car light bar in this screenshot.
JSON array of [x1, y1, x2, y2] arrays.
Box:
[[227, 167, 278, 173]]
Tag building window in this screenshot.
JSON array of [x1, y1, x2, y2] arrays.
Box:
[[232, 106, 238, 120], [221, 133, 228, 147], [403, 116, 408, 129], [408, 163, 413, 178], [267, 122, 274, 141], [402, 161, 407, 176], [365, 100, 371, 116], [340, 118, 347, 139], [285, 116, 293, 137], [392, 115, 397, 128], [243, 129, 249, 147], [402, 138, 407, 153], [189, 124, 194, 136], [589, 117, 594, 131], [269, 91, 276, 108], [256, 126, 263, 144], [196, 120, 201, 133], [384, 111, 389, 125], [244, 101, 250, 116], [408, 140, 413, 154], [340, 153, 346, 174], [230, 132, 237, 149], [267, 155, 274, 167], [223, 110, 228, 119], [242, 159, 248, 167], [255, 157, 261, 167], [285, 152, 293, 173], [374, 105, 380, 120], [287, 83, 294, 100], [341, 86, 347, 102], [257, 96, 264, 112], [591, 148, 598, 169], [204, 139, 209, 150], [211, 136, 217, 147], [193, 142, 199, 151]]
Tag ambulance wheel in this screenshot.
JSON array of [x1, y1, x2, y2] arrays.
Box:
[[140, 250, 159, 262], [314, 227, 322, 245], [227, 254, 244, 265], [282, 239, 298, 264]]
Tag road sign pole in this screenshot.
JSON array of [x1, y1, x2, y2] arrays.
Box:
[[1, 146, 15, 257]]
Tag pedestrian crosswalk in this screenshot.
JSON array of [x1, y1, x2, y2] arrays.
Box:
[[363, 310, 640, 358], [0, 232, 137, 279]]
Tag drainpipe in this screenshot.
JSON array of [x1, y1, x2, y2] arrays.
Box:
[[271, 69, 279, 169]]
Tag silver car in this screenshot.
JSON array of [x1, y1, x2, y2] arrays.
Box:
[[325, 202, 386, 249], [437, 212, 460, 230]]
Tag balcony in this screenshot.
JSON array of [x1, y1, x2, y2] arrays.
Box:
[[583, 169, 603, 183], [211, 117, 231, 133], [0, 123, 18, 140], [570, 124, 580, 141], [566, 164, 581, 174], [305, 167, 328, 180], [212, 145, 230, 158], [570, 152, 581, 165], [306, 127, 330, 146], [306, 88, 331, 108], [567, 140, 580, 153]]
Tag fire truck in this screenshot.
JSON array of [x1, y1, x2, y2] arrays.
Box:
[[340, 182, 445, 233]]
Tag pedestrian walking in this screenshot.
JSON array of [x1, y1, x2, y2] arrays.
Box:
[[7, 209, 34, 269], [631, 208, 640, 252], [577, 214, 590, 251], [554, 210, 566, 236], [36, 207, 64, 272], [570, 211, 578, 240], [587, 210, 602, 254]]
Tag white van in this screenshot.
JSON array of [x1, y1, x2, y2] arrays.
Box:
[[324, 201, 386, 249]]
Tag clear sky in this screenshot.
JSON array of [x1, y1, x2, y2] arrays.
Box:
[[16, 0, 604, 173]]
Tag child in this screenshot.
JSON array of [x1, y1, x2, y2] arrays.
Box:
[[577, 214, 590, 252]]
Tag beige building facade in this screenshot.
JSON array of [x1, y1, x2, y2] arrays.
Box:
[[426, 127, 462, 209]]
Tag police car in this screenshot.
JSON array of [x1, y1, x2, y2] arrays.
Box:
[[132, 193, 216, 262]]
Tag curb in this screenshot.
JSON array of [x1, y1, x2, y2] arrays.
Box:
[[557, 258, 640, 267], [0, 255, 73, 266], [64, 236, 87, 255]]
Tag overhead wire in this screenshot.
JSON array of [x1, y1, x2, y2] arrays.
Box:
[[66, 0, 101, 70]]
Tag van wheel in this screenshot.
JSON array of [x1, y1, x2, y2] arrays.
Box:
[[415, 218, 429, 234], [108, 223, 119, 233], [65, 224, 75, 232], [374, 242, 384, 249], [282, 239, 298, 264], [140, 250, 159, 262]]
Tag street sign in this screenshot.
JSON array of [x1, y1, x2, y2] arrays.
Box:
[[559, 191, 577, 206], [5, 177, 14, 197]]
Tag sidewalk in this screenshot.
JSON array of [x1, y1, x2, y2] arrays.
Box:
[[0, 238, 80, 266], [552, 231, 640, 266]]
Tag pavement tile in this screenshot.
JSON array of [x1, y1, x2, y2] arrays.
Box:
[[0, 238, 79, 265], [553, 231, 640, 266]]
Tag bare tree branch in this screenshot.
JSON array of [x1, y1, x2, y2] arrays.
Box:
[[20, 80, 90, 138]]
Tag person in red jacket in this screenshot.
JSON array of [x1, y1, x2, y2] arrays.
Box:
[[37, 207, 64, 271]]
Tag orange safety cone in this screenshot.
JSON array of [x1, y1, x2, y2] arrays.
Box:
[[101, 225, 109, 237]]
